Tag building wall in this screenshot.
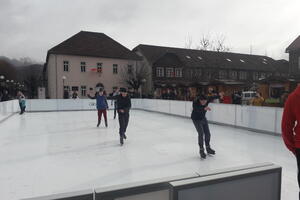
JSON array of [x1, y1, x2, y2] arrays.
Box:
[[289, 50, 300, 75], [47, 54, 138, 99]]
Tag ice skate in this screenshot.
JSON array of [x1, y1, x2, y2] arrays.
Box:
[[206, 146, 215, 155], [200, 148, 206, 159], [97, 120, 100, 127], [120, 137, 124, 145]]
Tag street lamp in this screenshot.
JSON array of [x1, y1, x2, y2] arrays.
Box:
[[62, 76, 67, 99], [0, 75, 5, 93], [141, 78, 147, 98]]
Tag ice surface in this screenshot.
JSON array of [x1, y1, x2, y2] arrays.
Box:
[[0, 110, 297, 200]]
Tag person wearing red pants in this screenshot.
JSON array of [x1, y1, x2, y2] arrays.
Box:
[[88, 88, 109, 127], [282, 83, 300, 199]]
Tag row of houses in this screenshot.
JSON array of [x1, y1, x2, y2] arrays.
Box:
[[45, 31, 300, 100]]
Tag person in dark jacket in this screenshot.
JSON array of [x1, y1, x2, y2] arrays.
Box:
[[191, 95, 215, 159], [1, 90, 10, 102], [88, 88, 109, 127], [117, 88, 131, 145]]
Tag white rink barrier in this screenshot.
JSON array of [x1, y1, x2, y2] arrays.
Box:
[[22, 99, 283, 135], [0, 100, 19, 122], [137, 99, 283, 135], [22, 163, 281, 200]]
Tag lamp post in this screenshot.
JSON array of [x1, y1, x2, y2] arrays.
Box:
[[62, 76, 67, 99], [141, 78, 146, 98], [0, 75, 5, 93]]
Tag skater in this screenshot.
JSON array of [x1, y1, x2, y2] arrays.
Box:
[[191, 95, 215, 159], [282, 83, 300, 198], [17, 91, 26, 115], [88, 88, 109, 127], [117, 88, 131, 145], [110, 87, 119, 119]]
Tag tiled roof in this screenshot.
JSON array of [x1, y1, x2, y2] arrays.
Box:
[[134, 44, 285, 72], [286, 36, 300, 52], [48, 31, 141, 61]]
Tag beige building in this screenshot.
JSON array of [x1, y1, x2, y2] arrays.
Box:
[[45, 31, 141, 99]]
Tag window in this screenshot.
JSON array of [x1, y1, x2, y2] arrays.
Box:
[[64, 86, 70, 91], [128, 65, 133, 74], [113, 64, 118, 74], [219, 70, 227, 79], [156, 67, 164, 77], [186, 56, 191, 59], [63, 61, 69, 72], [229, 70, 238, 79], [81, 86, 86, 97], [253, 72, 259, 80], [226, 58, 232, 62], [239, 71, 247, 80], [72, 86, 79, 91], [240, 59, 245, 63], [198, 56, 203, 60], [260, 72, 266, 79], [166, 68, 174, 77], [80, 62, 86, 72], [97, 63, 102, 73], [175, 68, 183, 77]]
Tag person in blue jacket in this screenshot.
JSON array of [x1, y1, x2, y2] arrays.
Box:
[[88, 88, 109, 127]]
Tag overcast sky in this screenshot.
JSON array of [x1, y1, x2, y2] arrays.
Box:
[[0, 0, 300, 62]]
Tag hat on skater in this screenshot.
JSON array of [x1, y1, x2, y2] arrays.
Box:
[[119, 88, 127, 93], [198, 94, 207, 100]]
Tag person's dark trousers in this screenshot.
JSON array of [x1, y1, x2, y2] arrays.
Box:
[[295, 149, 300, 199], [19, 103, 25, 114], [97, 109, 107, 125], [192, 118, 211, 149], [114, 102, 117, 119], [118, 113, 129, 137]]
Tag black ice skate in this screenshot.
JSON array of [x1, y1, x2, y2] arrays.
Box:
[[120, 137, 124, 145], [97, 120, 101, 127], [199, 149, 206, 159], [206, 146, 215, 155], [105, 121, 108, 127]]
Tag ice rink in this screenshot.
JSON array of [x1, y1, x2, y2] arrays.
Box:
[[0, 110, 297, 200]]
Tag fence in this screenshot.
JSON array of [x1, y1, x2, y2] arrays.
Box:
[[1, 99, 283, 135]]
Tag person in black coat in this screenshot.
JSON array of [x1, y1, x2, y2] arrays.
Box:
[[116, 88, 131, 145], [191, 95, 215, 159]]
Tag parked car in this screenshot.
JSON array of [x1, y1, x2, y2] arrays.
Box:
[[242, 91, 257, 105]]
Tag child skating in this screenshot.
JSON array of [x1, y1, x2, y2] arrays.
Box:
[[88, 88, 109, 127], [191, 95, 215, 159]]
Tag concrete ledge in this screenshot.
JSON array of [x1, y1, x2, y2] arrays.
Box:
[[21, 189, 94, 200]]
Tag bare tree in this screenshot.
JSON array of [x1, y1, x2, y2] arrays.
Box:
[[213, 34, 230, 52], [185, 34, 193, 49], [196, 34, 212, 50], [120, 63, 150, 96], [187, 33, 230, 52]]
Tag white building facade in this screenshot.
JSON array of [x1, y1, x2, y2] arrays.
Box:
[[46, 31, 141, 99]]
